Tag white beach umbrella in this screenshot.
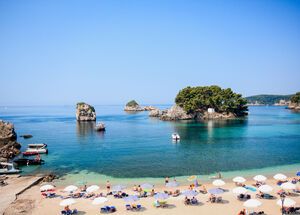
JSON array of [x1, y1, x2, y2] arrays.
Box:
[[258, 185, 273, 193], [86, 185, 100, 193], [276, 198, 296, 207], [233, 176, 246, 183], [212, 179, 225, 187], [40, 184, 54, 191], [60, 199, 76, 206], [273, 173, 287, 181], [64, 185, 78, 192], [280, 182, 296, 190], [253, 175, 267, 182], [232, 187, 248, 195], [92, 197, 108, 205], [243, 199, 262, 208]]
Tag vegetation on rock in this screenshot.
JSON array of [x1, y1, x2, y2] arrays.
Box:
[[290, 92, 300, 104], [175, 85, 248, 116], [126, 100, 139, 107]]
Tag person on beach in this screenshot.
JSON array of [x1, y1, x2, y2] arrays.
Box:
[[150, 189, 155, 196], [106, 180, 111, 193], [165, 177, 169, 184], [81, 184, 87, 192], [238, 209, 246, 215], [133, 184, 137, 191]]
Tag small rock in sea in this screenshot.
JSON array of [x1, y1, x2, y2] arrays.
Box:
[[76, 102, 96, 121], [20, 134, 33, 139]]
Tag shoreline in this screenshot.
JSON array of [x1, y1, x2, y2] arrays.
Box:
[[54, 163, 300, 187]]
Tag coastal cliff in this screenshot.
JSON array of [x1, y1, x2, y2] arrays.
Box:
[[76, 102, 96, 121], [150, 85, 248, 121], [124, 100, 156, 112], [288, 92, 300, 110], [0, 120, 21, 162]]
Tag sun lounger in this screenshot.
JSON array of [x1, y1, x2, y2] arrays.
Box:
[[126, 204, 131, 210], [61, 209, 78, 215], [101, 206, 116, 213]]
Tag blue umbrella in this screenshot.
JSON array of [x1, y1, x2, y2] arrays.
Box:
[[182, 190, 198, 197], [141, 183, 154, 189], [166, 181, 179, 188], [154, 192, 169, 200], [123, 195, 139, 202], [112, 185, 126, 192], [208, 188, 224, 195], [296, 171, 300, 176]]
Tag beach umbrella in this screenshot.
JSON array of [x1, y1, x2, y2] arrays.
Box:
[[280, 182, 296, 190], [60, 199, 76, 206], [296, 171, 300, 176], [233, 177, 246, 183], [208, 188, 224, 195], [64, 185, 78, 192], [154, 192, 169, 200], [258, 185, 273, 193], [92, 197, 108, 205], [243, 199, 262, 208], [232, 187, 248, 195], [112, 185, 126, 192], [40, 184, 54, 191], [273, 173, 287, 181], [124, 195, 139, 203], [187, 175, 197, 182], [212, 179, 225, 187], [253, 175, 267, 182], [182, 190, 198, 197], [276, 198, 296, 207], [166, 181, 179, 188], [141, 183, 154, 190], [86, 185, 100, 193]]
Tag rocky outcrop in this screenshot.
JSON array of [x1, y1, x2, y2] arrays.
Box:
[[124, 100, 156, 111], [288, 102, 300, 110], [0, 120, 21, 162], [76, 102, 96, 121], [159, 105, 194, 121], [150, 105, 239, 121]]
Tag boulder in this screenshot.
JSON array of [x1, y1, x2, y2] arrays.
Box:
[[124, 100, 144, 111], [159, 105, 194, 121], [0, 120, 21, 161], [76, 102, 96, 121], [149, 108, 162, 117]]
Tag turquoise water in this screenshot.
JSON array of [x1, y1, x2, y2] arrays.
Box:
[[0, 105, 299, 178]]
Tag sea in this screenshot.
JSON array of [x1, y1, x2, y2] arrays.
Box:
[[1, 105, 299, 185]]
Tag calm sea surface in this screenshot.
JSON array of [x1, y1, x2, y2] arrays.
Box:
[[0, 105, 300, 178]]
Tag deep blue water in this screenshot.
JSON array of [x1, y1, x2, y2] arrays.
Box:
[[0, 105, 300, 178]]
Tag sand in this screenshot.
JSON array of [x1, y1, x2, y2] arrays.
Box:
[[3, 175, 299, 215]]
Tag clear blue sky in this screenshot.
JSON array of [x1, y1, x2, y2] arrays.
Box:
[[0, 0, 299, 105]]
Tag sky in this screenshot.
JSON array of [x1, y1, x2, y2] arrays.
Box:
[[0, 0, 300, 105]]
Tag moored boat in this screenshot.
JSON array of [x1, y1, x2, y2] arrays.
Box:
[[95, 122, 106, 131], [0, 162, 21, 174], [13, 158, 45, 166], [172, 133, 180, 140], [25, 143, 48, 154]]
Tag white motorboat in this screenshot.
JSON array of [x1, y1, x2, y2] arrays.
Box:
[[172, 133, 180, 140], [25, 143, 48, 154], [0, 162, 21, 174]]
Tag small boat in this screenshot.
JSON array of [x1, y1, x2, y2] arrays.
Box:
[[25, 143, 48, 154], [22, 151, 41, 156], [172, 133, 180, 140], [13, 158, 45, 166], [95, 122, 106, 131], [0, 162, 21, 174]]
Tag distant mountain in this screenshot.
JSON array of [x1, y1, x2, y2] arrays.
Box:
[[246, 94, 293, 105]]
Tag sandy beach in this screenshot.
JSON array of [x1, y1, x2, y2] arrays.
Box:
[[2, 173, 299, 215]]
